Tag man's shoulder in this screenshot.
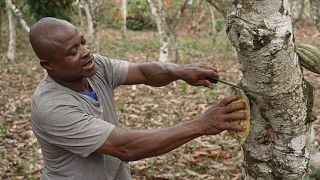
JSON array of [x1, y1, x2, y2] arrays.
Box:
[[32, 77, 78, 108]]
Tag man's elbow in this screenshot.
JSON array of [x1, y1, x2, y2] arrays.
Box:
[[114, 148, 141, 162]]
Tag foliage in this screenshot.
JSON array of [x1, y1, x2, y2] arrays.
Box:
[[126, 0, 154, 30], [24, 0, 74, 22], [215, 18, 225, 33]]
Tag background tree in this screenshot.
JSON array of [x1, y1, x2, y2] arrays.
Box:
[[206, 0, 226, 18], [147, 0, 189, 62], [290, 0, 305, 25], [226, 0, 310, 179], [5, 0, 16, 61], [0, 0, 5, 52], [310, 0, 320, 33]]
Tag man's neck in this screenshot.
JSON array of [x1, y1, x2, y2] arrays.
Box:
[[50, 76, 90, 92]]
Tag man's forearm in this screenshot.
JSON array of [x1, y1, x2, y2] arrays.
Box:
[[97, 120, 203, 161], [138, 62, 181, 87]]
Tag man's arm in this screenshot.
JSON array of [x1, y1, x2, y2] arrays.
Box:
[[96, 95, 247, 161], [124, 62, 219, 88]]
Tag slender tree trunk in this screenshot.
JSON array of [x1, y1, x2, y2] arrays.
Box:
[[207, 2, 217, 40], [147, 0, 169, 62], [77, 1, 84, 29], [0, 11, 3, 52], [121, 0, 127, 39], [6, 0, 29, 33], [310, 0, 320, 33], [226, 0, 309, 179], [290, 0, 305, 25], [83, 2, 94, 37], [206, 0, 226, 18], [5, 0, 16, 61], [147, 0, 187, 62]]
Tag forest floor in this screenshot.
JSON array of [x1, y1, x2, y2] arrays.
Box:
[[0, 23, 320, 179]]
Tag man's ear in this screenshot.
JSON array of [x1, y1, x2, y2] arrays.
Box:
[[40, 60, 54, 71]]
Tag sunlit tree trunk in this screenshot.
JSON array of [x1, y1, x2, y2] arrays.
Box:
[[147, 0, 188, 62], [226, 0, 309, 179], [83, 1, 94, 37], [80, 0, 101, 53], [77, 0, 84, 29], [207, 2, 217, 40], [6, 0, 29, 32], [121, 0, 127, 39], [290, 0, 305, 25], [5, 0, 16, 61], [310, 0, 320, 33]]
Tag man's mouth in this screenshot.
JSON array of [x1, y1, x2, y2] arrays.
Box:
[[82, 56, 95, 70]]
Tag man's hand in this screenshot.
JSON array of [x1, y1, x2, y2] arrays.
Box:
[[198, 95, 247, 135], [174, 63, 219, 88]]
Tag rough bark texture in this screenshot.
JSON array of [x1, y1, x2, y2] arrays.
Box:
[[226, 0, 309, 179], [290, 0, 305, 25], [310, 0, 320, 33], [5, 0, 16, 61]]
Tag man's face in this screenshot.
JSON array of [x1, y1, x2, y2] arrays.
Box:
[[44, 24, 97, 82]]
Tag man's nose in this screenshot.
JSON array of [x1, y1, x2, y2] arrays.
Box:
[[80, 45, 91, 57]]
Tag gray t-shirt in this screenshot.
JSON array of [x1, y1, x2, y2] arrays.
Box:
[[31, 54, 131, 180]]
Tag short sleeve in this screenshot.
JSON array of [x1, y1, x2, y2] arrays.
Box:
[[32, 99, 115, 157], [93, 54, 129, 89]]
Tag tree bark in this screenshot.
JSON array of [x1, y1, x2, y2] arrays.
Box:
[[226, 0, 309, 179], [5, 0, 16, 61], [290, 0, 305, 25], [310, 0, 320, 33], [77, 0, 84, 29], [207, 2, 217, 41], [206, 0, 227, 18], [83, 1, 94, 37], [147, 0, 188, 62], [121, 0, 127, 39], [6, 0, 29, 33]]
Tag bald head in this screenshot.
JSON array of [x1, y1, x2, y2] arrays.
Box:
[[29, 17, 76, 60]]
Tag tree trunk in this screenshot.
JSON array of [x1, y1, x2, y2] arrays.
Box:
[[226, 0, 309, 179], [207, 2, 217, 41], [147, 0, 188, 62], [6, 0, 29, 33], [310, 0, 320, 33], [0, 11, 3, 52], [83, 1, 94, 37], [121, 0, 127, 39], [77, 1, 84, 29], [290, 0, 305, 25], [5, 0, 16, 61], [206, 0, 227, 18]]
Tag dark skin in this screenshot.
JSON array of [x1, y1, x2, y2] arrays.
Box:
[[29, 17, 247, 162]]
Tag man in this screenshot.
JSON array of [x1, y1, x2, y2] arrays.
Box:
[[29, 17, 247, 180]]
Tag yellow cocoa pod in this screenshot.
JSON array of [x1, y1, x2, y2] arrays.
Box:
[[227, 87, 250, 144], [296, 44, 320, 74]]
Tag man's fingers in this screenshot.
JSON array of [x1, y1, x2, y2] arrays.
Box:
[[194, 80, 213, 88], [224, 124, 246, 132], [224, 112, 247, 121], [217, 95, 239, 107], [223, 102, 247, 113]]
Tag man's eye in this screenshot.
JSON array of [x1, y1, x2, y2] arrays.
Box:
[[70, 48, 77, 55], [81, 39, 87, 45]]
